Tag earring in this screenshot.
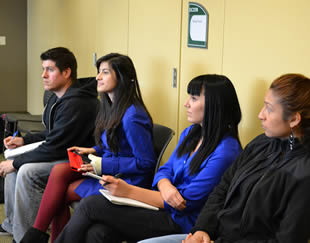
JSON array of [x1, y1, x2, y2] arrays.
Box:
[[289, 128, 295, 150]]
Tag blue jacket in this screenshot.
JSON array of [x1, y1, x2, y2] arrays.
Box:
[[75, 104, 156, 198], [153, 125, 242, 233]]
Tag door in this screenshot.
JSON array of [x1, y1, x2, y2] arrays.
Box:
[[128, 0, 182, 162]]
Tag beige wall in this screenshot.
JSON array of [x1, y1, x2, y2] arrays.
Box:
[[27, 0, 310, 148], [222, 0, 310, 144]]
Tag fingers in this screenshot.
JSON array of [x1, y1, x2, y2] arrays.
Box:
[[167, 191, 186, 210], [100, 175, 117, 185], [67, 146, 78, 151], [4, 137, 14, 149], [78, 164, 94, 173], [3, 136, 12, 145]]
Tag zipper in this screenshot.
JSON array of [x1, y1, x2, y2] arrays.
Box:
[[48, 102, 58, 132], [42, 103, 48, 128], [239, 153, 284, 235]]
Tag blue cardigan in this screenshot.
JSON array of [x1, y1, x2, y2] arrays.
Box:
[[153, 125, 242, 233], [75, 104, 156, 198]]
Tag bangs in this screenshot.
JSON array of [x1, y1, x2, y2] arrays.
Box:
[[187, 78, 203, 96]]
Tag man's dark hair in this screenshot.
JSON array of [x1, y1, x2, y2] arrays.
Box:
[[40, 47, 77, 81]]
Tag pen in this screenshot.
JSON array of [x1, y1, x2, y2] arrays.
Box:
[[102, 173, 123, 187], [11, 131, 18, 142]]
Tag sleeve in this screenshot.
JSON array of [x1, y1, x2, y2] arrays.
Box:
[[23, 129, 48, 144], [190, 143, 250, 240], [12, 99, 96, 169], [93, 145, 103, 157], [177, 139, 241, 213], [152, 126, 192, 188], [100, 109, 156, 175]]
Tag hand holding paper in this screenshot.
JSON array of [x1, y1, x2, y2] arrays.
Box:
[[4, 136, 24, 149], [100, 175, 129, 198]]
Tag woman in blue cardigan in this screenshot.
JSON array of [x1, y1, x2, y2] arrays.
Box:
[[54, 74, 243, 243], [21, 53, 156, 243]]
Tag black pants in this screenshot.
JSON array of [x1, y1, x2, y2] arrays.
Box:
[[54, 195, 182, 243]]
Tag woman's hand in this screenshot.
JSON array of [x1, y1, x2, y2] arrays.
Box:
[[157, 178, 186, 211], [67, 146, 96, 155], [183, 232, 211, 243], [4, 136, 24, 149], [100, 175, 131, 198], [78, 164, 95, 173]]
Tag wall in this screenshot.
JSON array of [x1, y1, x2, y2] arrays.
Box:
[[27, 0, 310, 147], [222, 0, 310, 145], [27, 0, 97, 114], [0, 0, 27, 112]]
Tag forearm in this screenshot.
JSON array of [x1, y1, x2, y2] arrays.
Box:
[[127, 184, 164, 208]]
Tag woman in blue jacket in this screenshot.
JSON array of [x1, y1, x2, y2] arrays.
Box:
[[21, 53, 156, 243], [54, 74, 243, 243]]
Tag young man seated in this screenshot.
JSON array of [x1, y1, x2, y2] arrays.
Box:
[[0, 47, 98, 243]]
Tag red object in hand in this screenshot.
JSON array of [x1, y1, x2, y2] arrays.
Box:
[[68, 150, 83, 172]]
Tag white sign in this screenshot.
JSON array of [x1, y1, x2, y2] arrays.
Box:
[[0, 36, 6, 46]]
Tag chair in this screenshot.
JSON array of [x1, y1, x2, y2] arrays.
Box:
[[152, 123, 175, 173], [4, 90, 53, 135]]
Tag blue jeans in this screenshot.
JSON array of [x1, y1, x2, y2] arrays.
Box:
[[138, 234, 187, 243], [2, 161, 66, 243]]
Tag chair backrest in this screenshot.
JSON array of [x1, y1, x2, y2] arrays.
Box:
[[152, 123, 175, 173]]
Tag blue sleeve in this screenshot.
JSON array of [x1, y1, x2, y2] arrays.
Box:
[[152, 126, 193, 188], [166, 138, 241, 213], [100, 108, 156, 175], [93, 145, 104, 157]]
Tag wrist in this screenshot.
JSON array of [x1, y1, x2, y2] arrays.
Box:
[[157, 178, 170, 190]]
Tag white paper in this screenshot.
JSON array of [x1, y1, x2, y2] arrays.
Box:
[[4, 141, 45, 159], [99, 189, 159, 211], [190, 15, 207, 42], [0, 36, 6, 46]]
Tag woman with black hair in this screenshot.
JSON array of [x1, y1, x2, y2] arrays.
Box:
[[140, 74, 310, 243], [54, 74, 243, 243], [21, 53, 156, 243]]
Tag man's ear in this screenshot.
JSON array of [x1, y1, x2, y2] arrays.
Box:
[[62, 68, 72, 80], [289, 112, 301, 128]]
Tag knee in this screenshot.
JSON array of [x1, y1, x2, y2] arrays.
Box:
[[76, 195, 105, 215], [50, 163, 71, 180], [16, 163, 47, 190], [85, 223, 121, 243], [16, 163, 37, 182]]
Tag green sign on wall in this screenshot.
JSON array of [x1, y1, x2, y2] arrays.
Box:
[[188, 2, 209, 48]]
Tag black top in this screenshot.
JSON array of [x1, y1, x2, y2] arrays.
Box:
[[13, 77, 99, 169], [192, 134, 310, 243]]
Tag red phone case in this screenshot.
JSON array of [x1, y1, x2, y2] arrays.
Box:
[[68, 150, 83, 172]]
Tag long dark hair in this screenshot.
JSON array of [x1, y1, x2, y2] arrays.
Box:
[[177, 74, 241, 175], [94, 53, 152, 152]]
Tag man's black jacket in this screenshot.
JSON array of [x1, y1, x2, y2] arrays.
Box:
[[13, 77, 98, 169]]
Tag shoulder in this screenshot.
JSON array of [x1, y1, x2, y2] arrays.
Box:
[[122, 104, 150, 126], [212, 136, 242, 158], [287, 153, 310, 180], [179, 124, 196, 139], [242, 133, 272, 153]]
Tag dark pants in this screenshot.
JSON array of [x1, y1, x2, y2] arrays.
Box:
[[54, 195, 182, 243]]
